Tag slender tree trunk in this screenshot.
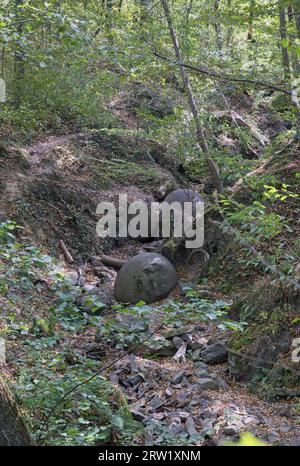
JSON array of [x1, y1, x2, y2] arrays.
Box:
[[247, 0, 255, 41], [287, 5, 300, 76], [160, 0, 223, 193], [226, 0, 233, 46], [0, 375, 32, 446], [294, 2, 300, 40], [213, 0, 222, 51], [14, 0, 25, 106], [279, 7, 291, 83]]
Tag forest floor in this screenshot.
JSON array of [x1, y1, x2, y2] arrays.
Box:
[[0, 86, 300, 446]]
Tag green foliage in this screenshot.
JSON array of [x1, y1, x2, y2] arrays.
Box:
[[0, 221, 141, 446], [220, 181, 298, 245], [97, 292, 244, 353]]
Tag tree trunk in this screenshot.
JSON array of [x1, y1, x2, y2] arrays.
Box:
[[247, 0, 255, 41], [160, 0, 223, 193], [213, 0, 222, 51], [294, 2, 300, 40], [287, 5, 300, 76], [226, 0, 233, 46], [14, 0, 25, 106], [0, 375, 32, 446], [279, 7, 291, 83]]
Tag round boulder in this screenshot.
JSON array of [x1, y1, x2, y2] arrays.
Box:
[[114, 252, 177, 304]]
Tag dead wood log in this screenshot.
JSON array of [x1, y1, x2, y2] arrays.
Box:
[[0, 375, 32, 446], [173, 342, 187, 363], [100, 255, 126, 269], [58, 239, 74, 264]]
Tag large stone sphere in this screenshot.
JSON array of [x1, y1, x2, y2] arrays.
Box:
[[114, 252, 177, 304], [164, 188, 203, 217]]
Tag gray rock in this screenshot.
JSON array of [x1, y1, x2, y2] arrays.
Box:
[[194, 361, 209, 370], [185, 415, 198, 437], [197, 378, 220, 391], [190, 341, 203, 351], [178, 280, 199, 296], [133, 335, 175, 357], [127, 374, 143, 386], [149, 396, 165, 412], [192, 349, 202, 361], [114, 253, 177, 304], [163, 325, 194, 339], [201, 341, 228, 364], [223, 426, 239, 436], [202, 409, 218, 420], [217, 378, 230, 390], [171, 423, 186, 436], [79, 287, 113, 314], [195, 369, 211, 378]]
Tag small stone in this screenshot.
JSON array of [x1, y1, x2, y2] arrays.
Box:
[[149, 396, 165, 412], [165, 388, 173, 397], [191, 337, 208, 351], [133, 335, 175, 357], [127, 374, 143, 386], [178, 411, 190, 421], [171, 423, 186, 435], [172, 371, 186, 384], [130, 408, 146, 422], [202, 409, 218, 420], [189, 399, 200, 407], [181, 333, 193, 344], [217, 379, 230, 390], [192, 349, 202, 361], [185, 415, 198, 437], [202, 427, 216, 439], [223, 427, 239, 436]]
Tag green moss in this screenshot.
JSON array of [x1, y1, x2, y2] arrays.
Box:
[[88, 159, 159, 187], [256, 364, 300, 400]]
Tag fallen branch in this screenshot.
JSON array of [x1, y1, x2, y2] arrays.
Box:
[[230, 139, 295, 194], [100, 255, 126, 269], [230, 160, 271, 194], [153, 50, 292, 96], [173, 342, 187, 363], [58, 240, 74, 264]]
